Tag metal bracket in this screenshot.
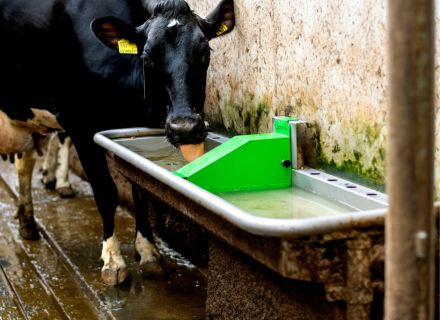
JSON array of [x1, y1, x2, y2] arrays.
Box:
[[289, 120, 307, 169], [271, 117, 306, 169]]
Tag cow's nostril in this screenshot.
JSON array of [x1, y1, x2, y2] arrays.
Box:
[[170, 121, 197, 134]]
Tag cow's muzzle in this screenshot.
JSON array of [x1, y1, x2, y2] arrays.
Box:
[[165, 115, 206, 148]]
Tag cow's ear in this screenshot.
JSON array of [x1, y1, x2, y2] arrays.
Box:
[[91, 17, 138, 50], [203, 0, 235, 40]]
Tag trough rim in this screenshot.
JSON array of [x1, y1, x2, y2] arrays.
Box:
[[94, 127, 387, 238]]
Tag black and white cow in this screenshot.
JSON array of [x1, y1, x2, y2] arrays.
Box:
[[0, 0, 235, 285], [41, 132, 74, 197]]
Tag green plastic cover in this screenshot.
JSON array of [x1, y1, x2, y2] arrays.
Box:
[[174, 117, 297, 193]]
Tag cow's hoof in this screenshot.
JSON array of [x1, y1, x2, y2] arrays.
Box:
[[19, 223, 40, 240], [140, 260, 167, 276], [45, 181, 57, 190], [41, 177, 56, 190], [57, 187, 74, 198], [101, 268, 130, 286]]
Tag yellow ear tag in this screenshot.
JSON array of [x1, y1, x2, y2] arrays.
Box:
[[118, 39, 138, 54], [216, 23, 228, 36]]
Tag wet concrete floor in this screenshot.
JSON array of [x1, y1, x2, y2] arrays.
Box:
[[0, 158, 207, 319]]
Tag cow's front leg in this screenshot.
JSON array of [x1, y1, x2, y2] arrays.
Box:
[[132, 185, 166, 275], [15, 149, 39, 240], [67, 131, 130, 285], [100, 230, 130, 285], [55, 133, 74, 198], [92, 165, 129, 285], [93, 169, 130, 286], [97, 179, 130, 285]]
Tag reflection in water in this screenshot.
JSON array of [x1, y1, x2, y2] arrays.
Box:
[[117, 138, 189, 172], [98, 285, 131, 310], [126, 145, 189, 171], [96, 236, 206, 319], [216, 186, 358, 219], [116, 136, 220, 173]]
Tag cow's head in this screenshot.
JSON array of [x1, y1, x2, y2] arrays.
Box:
[[91, 0, 235, 148]]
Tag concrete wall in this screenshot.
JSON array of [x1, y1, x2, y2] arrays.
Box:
[[187, 0, 440, 196]]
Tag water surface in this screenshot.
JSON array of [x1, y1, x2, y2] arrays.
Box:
[[216, 186, 357, 219], [116, 137, 219, 172], [117, 136, 358, 219]]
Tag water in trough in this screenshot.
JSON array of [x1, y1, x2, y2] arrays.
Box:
[[117, 136, 358, 220], [216, 186, 356, 219]]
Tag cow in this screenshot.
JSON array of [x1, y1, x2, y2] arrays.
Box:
[[0, 0, 235, 285], [40, 132, 75, 198]]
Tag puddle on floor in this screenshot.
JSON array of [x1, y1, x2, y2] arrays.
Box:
[[216, 185, 358, 219], [0, 159, 207, 320]]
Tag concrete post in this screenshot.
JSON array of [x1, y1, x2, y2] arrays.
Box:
[[386, 0, 436, 319]]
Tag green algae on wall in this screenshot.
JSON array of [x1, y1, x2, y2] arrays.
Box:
[[205, 96, 274, 136], [309, 123, 386, 192]]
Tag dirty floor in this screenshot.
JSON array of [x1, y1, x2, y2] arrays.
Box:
[[0, 158, 207, 319]]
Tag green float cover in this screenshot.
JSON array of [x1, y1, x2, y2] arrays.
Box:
[[174, 117, 296, 193]]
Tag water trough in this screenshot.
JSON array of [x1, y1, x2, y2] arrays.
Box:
[[94, 117, 388, 319]]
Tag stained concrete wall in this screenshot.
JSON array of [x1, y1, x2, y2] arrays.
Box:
[[188, 0, 440, 196]]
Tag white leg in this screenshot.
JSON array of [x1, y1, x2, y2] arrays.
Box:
[[41, 133, 59, 189], [135, 231, 166, 275], [55, 136, 74, 197], [135, 230, 161, 264], [100, 232, 130, 285], [132, 185, 166, 275]]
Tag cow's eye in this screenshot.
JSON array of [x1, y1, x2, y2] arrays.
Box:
[[202, 49, 211, 63], [143, 56, 154, 68]]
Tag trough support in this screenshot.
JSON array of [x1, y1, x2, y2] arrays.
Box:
[[387, 0, 436, 319], [324, 236, 374, 320], [345, 236, 373, 320]]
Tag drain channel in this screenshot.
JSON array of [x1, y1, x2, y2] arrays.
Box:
[[0, 173, 114, 320], [0, 174, 18, 202], [0, 262, 29, 320]]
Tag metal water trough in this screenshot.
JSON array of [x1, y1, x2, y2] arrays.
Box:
[[94, 120, 388, 319]]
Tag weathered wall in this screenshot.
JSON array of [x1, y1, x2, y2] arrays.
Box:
[[434, 0, 440, 200], [187, 0, 440, 196]]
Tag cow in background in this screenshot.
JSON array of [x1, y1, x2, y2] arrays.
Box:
[[0, 0, 235, 285], [40, 132, 74, 198], [1, 132, 73, 244]]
